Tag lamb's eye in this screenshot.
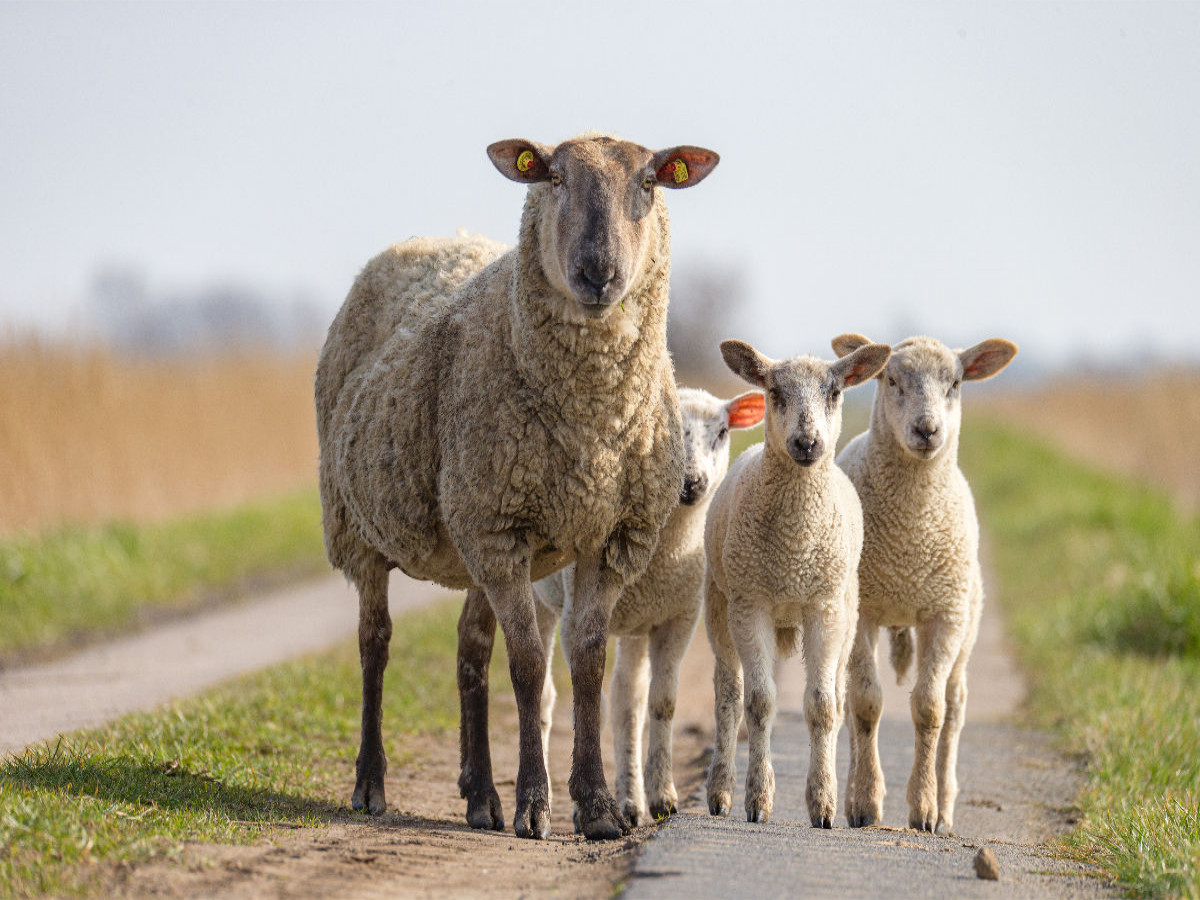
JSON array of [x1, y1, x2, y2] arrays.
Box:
[[829, 388, 841, 404], [948, 379, 961, 397], [887, 377, 896, 388], [718, 426, 728, 440]]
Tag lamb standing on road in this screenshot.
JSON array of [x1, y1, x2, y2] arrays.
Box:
[[833, 333, 1017, 833], [315, 135, 719, 841], [535, 387, 765, 826], [705, 338, 891, 827]]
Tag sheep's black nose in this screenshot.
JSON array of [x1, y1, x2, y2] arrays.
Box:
[[680, 475, 708, 505], [579, 262, 615, 293], [787, 435, 820, 466], [914, 422, 939, 442]]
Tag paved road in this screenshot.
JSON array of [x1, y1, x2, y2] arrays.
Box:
[[0, 572, 455, 758], [623, 602, 1116, 899]]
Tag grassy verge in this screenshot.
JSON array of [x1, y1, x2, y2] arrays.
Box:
[[0, 488, 328, 663], [964, 422, 1200, 900], [0, 598, 483, 899]]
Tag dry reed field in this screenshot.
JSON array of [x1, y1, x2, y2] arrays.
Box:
[[978, 369, 1200, 512], [0, 339, 320, 536]]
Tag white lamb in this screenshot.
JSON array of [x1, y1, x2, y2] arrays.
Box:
[[705, 338, 891, 827], [535, 387, 765, 826], [315, 134, 719, 841], [832, 333, 1017, 833]]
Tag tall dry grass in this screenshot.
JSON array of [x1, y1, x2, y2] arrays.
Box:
[[0, 338, 320, 536]]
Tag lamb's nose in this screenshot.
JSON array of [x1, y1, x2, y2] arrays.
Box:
[[914, 422, 939, 442], [680, 475, 708, 504]]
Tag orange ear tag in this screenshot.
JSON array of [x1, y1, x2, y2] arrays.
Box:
[[516, 150, 535, 173], [672, 159, 689, 183]]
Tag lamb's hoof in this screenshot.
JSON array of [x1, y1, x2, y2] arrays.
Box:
[[708, 791, 731, 817], [574, 790, 630, 841], [811, 814, 833, 829], [351, 778, 386, 816], [847, 812, 879, 828], [649, 796, 678, 821], [513, 797, 550, 840], [748, 806, 770, 824], [465, 787, 504, 831], [620, 799, 646, 827], [934, 820, 952, 836], [910, 812, 936, 833]]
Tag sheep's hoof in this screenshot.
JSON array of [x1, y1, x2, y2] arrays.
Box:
[[574, 791, 630, 841], [465, 787, 505, 831], [934, 820, 952, 836], [351, 776, 387, 816], [748, 806, 770, 824], [513, 798, 551, 840], [847, 812, 879, 828], [649, 796, 678, 821], [620, 799, 647, 827], [708, 791, 731, 817], [811, 814, 833, 829], [910, 813, 936, 832]]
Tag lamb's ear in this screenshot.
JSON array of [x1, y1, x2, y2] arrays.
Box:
[[720, 339, 771, 388], [832, 343, 891, 388], [831, 333, 873, 359], [652, 146, 720, 188], [487, 139, 553, 184], [726, 391, 766, 428], [959, 339, 1018, 381]]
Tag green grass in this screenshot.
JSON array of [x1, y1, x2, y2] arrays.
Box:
[[964, 423, 1200, 900], [0, 598, 482, 899], [0, 488, 329, 662]]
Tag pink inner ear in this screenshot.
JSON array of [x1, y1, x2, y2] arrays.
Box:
[[727, 393, 766, 428], [963, 348, 1010, 380]]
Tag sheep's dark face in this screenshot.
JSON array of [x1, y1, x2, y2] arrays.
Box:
[[488, 136, 719, 319], [677, 387, 764, 506], [720, 340, 890, 469], [862, 336, 1017, 461]]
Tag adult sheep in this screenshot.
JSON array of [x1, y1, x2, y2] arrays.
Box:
[[315, 134, 719, 841]]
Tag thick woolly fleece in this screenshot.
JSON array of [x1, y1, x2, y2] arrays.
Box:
[[315, 186, 683, 593]]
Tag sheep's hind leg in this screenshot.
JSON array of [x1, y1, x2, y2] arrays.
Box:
[[564, 552, 630, 841], [908, 617, 965, 832], [846, 623, 884, 827], [935, 603, 978, 834], [457, 589, 503, 830], [645, 607, 699, 820], [732, 605, 776, 824], [490, 576, 553, 840], [351, 552, 392, 815], [611, 635, 650, 825], [802, 604, 847, 829], [705, 578, 742, 818]]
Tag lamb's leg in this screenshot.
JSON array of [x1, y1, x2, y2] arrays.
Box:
[[351, 552, 392, 815], [489, 576, 553, 840], [562, 551, 629, 841], [457, 588, 503, 830], [935, 602, 979, 834], [846, 622, 884, 827], [731, 604, 776, 824], [645, 607, 700, 820], [908, 616, 966, 832], [611, 635, 650, 825], [706, 577, 742, 817], [802, 604, 845, 828]]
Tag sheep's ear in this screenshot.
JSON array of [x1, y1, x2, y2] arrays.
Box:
[[488, 139, 553, 184], [959, 339, 1018, 382], [833, 343, 891, 388], [831, 333, 872, 359], [726, 391, 766, 428], [720, 339, 771, 388], [652, 146, 720, 189]]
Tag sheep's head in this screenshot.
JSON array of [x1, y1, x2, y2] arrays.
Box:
[[677, 387, 765, 506], [488, 136, 719, 318], [832, 333, 1018, 461], [721, 339, 890, 468]]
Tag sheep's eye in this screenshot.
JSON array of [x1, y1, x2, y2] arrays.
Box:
[[768, 388, 783, 406], [550, 172, 563, 186], [948, 379, 961, 397], [829, 388, 841, 403], [887, 377, 896, 387], [642, 174, 656, 190], [718, 426, 729, 441]]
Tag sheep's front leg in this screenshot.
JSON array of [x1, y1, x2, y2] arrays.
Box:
[[457, 589, 503, 830], [563, 552, 629, 840], [908, 617, 966, 832], [802, 605, 845, 828], [935, 606, 978, 834], [731, 604, 777, 824], [645, 607, 700, 820], [488, 576, 553, 840], [351, 555, 392, 815], [706, 577, 742, 817], [846, 622, 884, 827], [611, 635, 650, 825]]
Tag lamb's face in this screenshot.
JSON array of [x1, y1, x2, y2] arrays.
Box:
[[677, 387, 764, 506], [487, 136, 719, 318], [879, 339, 964, 461]]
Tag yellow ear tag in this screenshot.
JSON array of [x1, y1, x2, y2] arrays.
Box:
[[516, 150, 535, 173], [672, 159, 689, 183]]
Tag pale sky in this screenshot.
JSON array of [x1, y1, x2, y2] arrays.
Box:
[[2, 1, 1198, 368]]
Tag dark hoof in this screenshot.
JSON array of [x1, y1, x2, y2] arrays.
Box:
[[748, 805, 770, 824], [620, 800, 645, 827], [649, 798, 678, 821], [514, 798, 551, 840], [707, 791, 731, 817], [351, 777, 386, 816], [811, 814, 833, 829], [910, 817, 936, 832], [934, 821, 951, 836], [465, 787, 504, 831], [575, 790, 630, 841], [848, 813, 878, 828]]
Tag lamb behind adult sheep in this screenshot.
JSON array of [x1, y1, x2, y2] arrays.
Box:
[[833, 333, 1017, 834], [704, 338, 891, 828], [534, 387, 765, 826], [315, 135, 719, 841]]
